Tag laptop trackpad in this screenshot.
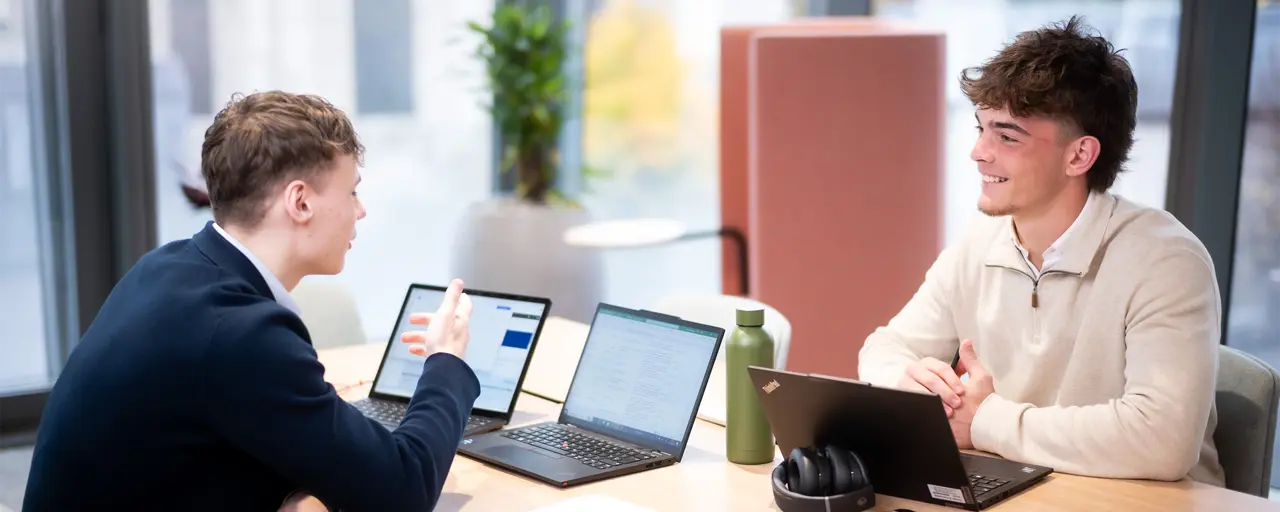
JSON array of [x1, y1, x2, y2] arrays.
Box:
[[485, 444, 562, 461], [484, 444, 592, 483]]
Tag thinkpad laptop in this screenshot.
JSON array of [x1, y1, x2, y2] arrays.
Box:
[[458, 303, 724, 487], [748, 367, 1052, 510], [350, 284, 550, 436]]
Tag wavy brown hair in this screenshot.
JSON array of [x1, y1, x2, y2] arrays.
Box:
[[960, 15, 1138, 192], [201, 91, 365, 227]]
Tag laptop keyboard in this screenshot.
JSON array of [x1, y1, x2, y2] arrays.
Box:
[[968, 473, 1011, 498], [352, 399, 406, 425], [354, 399, 490, 432], [466, 416, 494, 431], [500, 424, 663, 470]]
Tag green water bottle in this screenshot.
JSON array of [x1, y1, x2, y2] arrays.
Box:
[[726, 308, 775, 464]]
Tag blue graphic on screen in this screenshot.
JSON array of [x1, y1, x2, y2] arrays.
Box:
[[372, 288, 545, 413], [562, 308, 720, 453]]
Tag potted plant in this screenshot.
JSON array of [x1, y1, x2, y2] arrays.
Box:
[[449, 3, 605, 322]]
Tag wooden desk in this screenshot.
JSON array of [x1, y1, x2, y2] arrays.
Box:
[[320, 343, 1280, 511]]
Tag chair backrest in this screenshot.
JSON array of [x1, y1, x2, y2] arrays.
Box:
[[291, 278, 367, 350], [1213, 345, 1280, 497], [650, 294, 792, 426]]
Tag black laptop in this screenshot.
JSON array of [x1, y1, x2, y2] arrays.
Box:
[[747, 366, 1053, 510], [457, 303, 724, 487], [350, 284, 550, 436]]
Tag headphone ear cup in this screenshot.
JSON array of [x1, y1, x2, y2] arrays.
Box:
[[772, 463, 795, 496], [824, 445, 853, 495], [787, 448, 818, 496], [785, 456, 801, 494], [847, 449, 870, 490], [812, 447, 832, 496]]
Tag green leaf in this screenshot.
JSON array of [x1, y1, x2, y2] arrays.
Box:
[[531, 13, 549, 39]]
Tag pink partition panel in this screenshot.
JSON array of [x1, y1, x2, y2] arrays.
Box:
[[719, 18, 898, 298], [721, 20, 946, 378]]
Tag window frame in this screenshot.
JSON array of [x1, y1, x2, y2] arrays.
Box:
[[0, 0, 156, 441], [1164, 0, 1258, 344]]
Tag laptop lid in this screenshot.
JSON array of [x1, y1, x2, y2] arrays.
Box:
[[747, 366, 1049, 509], [557, 303, 724, 461], [367, 284, 551, 420]]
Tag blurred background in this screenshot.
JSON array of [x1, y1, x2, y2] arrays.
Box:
[[1, 0, 1277, 508]]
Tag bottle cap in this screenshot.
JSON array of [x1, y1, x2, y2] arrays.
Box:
[[736, 308, 765, 327]]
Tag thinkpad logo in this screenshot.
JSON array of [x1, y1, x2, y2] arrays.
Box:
[[462, 439, 474, 445], [1021, 467, 1034, 473], [762, 379, 780, 394]]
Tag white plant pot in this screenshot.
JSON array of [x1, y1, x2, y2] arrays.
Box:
[[450, 197, 605, 323]]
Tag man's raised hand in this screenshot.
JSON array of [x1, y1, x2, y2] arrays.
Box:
[[399, 279, 473, 359]]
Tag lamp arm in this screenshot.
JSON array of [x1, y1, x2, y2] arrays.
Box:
[[679, 227, 749, 296]]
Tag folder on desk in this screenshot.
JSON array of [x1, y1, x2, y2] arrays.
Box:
[[523, 316, 733, 427], [519, 316, 589, 402]]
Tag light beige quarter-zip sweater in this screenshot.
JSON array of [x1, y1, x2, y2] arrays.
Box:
[[858, 191, 1226, 486]]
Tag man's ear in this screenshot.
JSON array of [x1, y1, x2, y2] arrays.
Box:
[[283, 179, 313, 223], [1064, 135, 1101, 179]]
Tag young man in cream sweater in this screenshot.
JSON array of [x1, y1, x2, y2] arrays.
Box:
[[858, 16, 1225, 486]]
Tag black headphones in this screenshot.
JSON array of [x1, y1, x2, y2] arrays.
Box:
[[771, 445, 875, 512]]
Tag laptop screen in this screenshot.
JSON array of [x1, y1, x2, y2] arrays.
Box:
[[371, 285, 549, 414], [560, 305, 723, 455]]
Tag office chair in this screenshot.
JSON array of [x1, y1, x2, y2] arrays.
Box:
[[1213, 344, 1280, 497], [291, 278, 368, 350]]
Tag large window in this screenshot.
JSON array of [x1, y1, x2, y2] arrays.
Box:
[[0, 0, 50, 393], [142, 0, 1186, 338], [149, 0, 495, 342], [578, 0, 803, 308], [147, 0, 809, 336], [874, 0, 1180, 243], [1224, 0, 1280, 488]]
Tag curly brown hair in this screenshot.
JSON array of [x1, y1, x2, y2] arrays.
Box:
[[960, 15, 1138, 192], [201, 91, 365, 228]]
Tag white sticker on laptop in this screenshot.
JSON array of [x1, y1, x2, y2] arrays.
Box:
[[927, 484, 965, 503]]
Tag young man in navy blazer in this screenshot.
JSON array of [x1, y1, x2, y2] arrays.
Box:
[[24, 91, 478, 511]]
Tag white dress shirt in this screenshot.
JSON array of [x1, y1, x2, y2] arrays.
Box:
[[212, 222, 302, 316], [1013, 191, 1098, 277]]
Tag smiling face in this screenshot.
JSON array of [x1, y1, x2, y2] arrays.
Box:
[[971, 108, 1096, 218], [959, 17, 1137, 215]]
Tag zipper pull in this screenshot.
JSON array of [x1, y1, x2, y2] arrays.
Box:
[[1031, 288, 1039, 308]]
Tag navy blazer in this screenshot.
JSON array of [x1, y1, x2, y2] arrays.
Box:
[[23, 222, 480, 511]]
